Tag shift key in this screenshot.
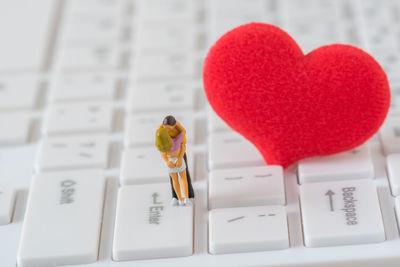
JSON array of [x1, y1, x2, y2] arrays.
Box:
[[17, 169, 106, 267]]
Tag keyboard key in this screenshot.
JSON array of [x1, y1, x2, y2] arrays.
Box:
[[43, 102, 113, 135], [65, 0, 123, 16], [50, 73, 115, 102], [61, 13, 121, 42], [209, 16, 273, 44], [0, 75, 39, 110], [300, 179, 385, 247], [298, 144, 374, 184], [137, 0, 196, 22], [35, 135, 109, 172], [0, 0, 55, 71], [134, 51, 195, 80], [380, 116, 400, 155], [113, 183, 193, 261], [208, 131, 264, 170], [389, 106, 400, 117], [0, 145, 37, 187], [0, 112, 31, 145], [284, 0, 334, 15], [372, 50, 400, 83], [136, 22, 196, 51], [56, 41, 119, 70], [17, 169, 105, 267], [287, 18, 338, 47], [0, 185, 16, 225], [365, 23, 397, 49], [209, 166, 285, 209], [387, 154, 400, 196], [209, 206, 289, 254], [360, 0, 388, 23], [207, 108, 231, 132], [394, 197, 400, 229], [210, 0, 271, 18], [124, 112, 194, 147], [392, 85, 400, 107], [120, 147, 194, 185], [127, 81, 195, 112]]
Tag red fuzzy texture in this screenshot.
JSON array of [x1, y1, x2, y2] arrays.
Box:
[[203, 23, 391, 168]]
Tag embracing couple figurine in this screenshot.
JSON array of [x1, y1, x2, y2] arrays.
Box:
[[155, 115, 194, 206]]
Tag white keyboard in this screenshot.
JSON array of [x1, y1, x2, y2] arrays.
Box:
[[1, 0, 400, 266]]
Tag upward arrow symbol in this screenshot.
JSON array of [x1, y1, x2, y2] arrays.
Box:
[[325, 190, 335, 212]]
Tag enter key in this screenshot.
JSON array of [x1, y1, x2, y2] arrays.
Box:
[[300, 179, 385, 247]]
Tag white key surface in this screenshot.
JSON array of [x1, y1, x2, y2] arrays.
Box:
[[207, 108, 231, 132], [387, 154, 400, 196], [0, 0, 55, 71], [121, 147, 194, 185], [136, 22, 195, 51], [389, 106, 400, 117], [0, 185, 16, 225], [209, 166, 285, 209], [0, 76, 39, 110], [209, 206, 289, 254], [65, 0, 123, 16], [210, 0, 269, 18], [134, 51, 195, 80], [300, 179, 385, 247], [372, 50, 400, 83], [394, 197, 400, 229], [0, 145, 37, 187], [17, 169, 106, 267], [137, 0, 196, 22], [35, 135, 109, 172], [128, 81, 195, 112], [61, 13, 121, 42], [43, 102, 113, 135], [113, 183, 193, 261], [0, 112, 31, 145], [56, 42, 119, 70], [298, 145, 374, 184], [124, 112, 194, 147], [208, 131, 264, 170], [50, 73, 115, 102], [380, 116, 400, 155]]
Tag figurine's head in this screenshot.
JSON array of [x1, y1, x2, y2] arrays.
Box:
[[161, 115, 177, 132]]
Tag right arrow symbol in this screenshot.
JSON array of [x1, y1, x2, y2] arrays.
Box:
[[325, 190, 335, 212]]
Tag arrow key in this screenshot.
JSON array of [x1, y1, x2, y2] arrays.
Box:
[[299, 179, 385, 247]]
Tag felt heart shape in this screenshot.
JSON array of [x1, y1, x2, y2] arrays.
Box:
[[203, 23, 391, 168]]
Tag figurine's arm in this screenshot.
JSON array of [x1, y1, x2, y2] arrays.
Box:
[[175, 143, 186, 167], [160, 152, 175, 168], [175, 121, 186, 137]]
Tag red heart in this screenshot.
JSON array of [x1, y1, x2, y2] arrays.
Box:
[[203, 23, 391, 168]]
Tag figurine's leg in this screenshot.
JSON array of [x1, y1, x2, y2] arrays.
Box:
[[169, 175, 178, 199], [170, 172, 183, 201], [179, 169, 189, 199], [183, 153, 194, 198]]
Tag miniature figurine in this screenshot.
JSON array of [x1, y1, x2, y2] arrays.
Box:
[[155, 115, 194, 205]]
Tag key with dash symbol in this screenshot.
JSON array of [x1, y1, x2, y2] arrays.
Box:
[[227, 216, 245, 223]]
